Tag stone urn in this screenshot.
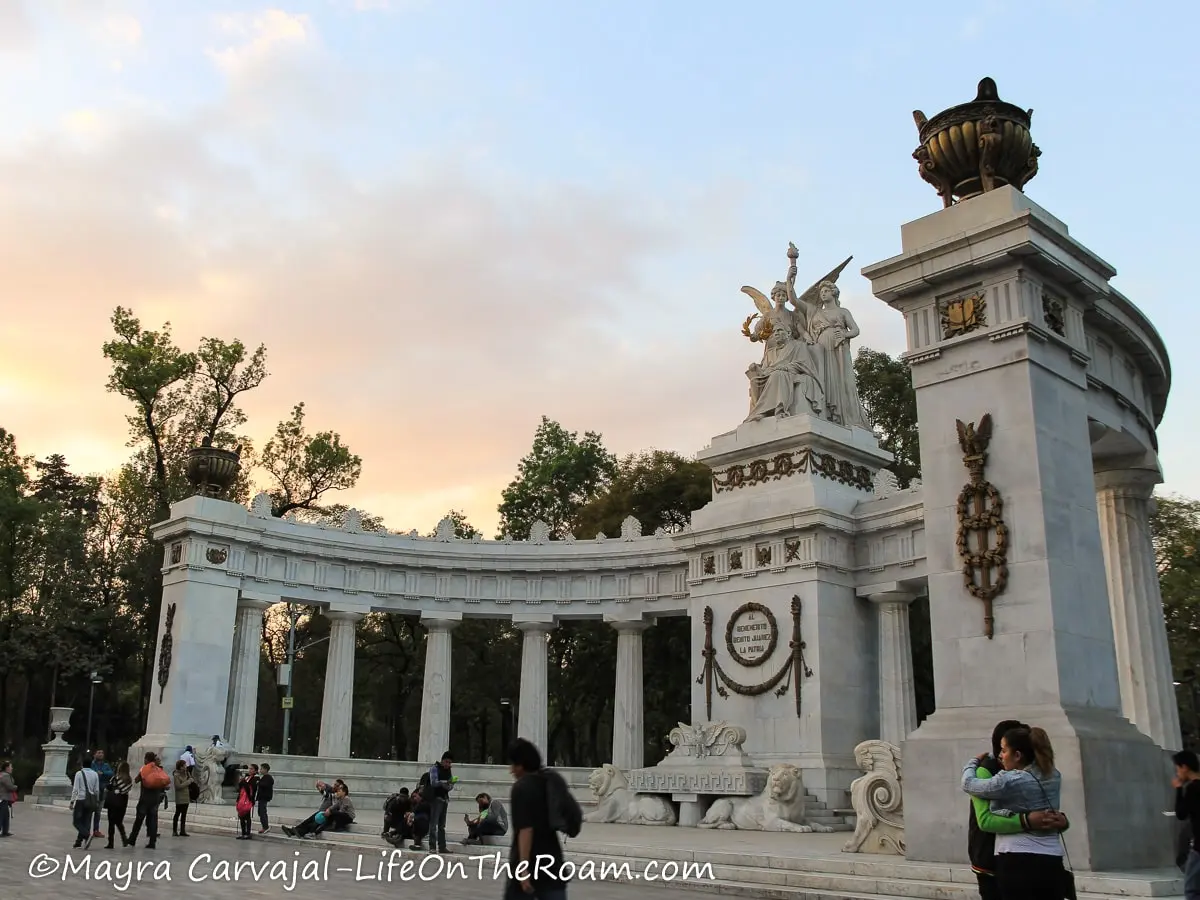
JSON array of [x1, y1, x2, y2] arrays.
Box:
[[186, 440, 241, 498], [911, 77, 1041, 208], [48, 706, 73, 742], [33, 705, 75, 799]]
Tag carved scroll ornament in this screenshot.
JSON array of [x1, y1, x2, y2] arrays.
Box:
[[955, 414, 1008, 638], [843, 740, 905, 855], [157, 602, 177, 703]]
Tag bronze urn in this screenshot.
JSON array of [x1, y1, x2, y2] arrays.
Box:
[[186, 439, 241, 498], [912, 77, 1040, 208]]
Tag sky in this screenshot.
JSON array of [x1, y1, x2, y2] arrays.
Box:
[[1, 0, 1198, 537]]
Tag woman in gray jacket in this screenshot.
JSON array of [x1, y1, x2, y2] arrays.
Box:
[[172, 760, 194, 837]]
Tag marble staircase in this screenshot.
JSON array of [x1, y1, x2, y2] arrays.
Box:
[[29, 801, 1183, 899]]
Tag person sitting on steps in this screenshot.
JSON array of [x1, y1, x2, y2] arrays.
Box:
[[461, 792, 508, 845]]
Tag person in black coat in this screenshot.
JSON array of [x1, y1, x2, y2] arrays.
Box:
[[257, 764, 274, 834]]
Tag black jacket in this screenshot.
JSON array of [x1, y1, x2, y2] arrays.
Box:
[[257, 774, 274, 803], [967, 755, 1002, 874]]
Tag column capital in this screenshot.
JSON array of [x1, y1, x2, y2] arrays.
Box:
[[866, 591, 918, 607], [323, 609, 365, 624], [514, 618, 556, 633], [236, 595, 275, 613], [421, 614, 462, 633], [606, 617, 653, 633], [1094, 467, 1160, 500]]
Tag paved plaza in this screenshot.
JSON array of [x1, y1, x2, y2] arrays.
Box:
[[0, 808, 690, 900]]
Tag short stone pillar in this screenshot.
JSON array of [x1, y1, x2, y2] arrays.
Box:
[[317, 610, 363, 758], [861, 586, 919, 747], [417, 615, 461, 764], [516, 619, 554, 753], [33, 706, 75, 798]]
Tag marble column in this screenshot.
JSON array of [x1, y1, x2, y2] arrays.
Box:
[[609, 618, 651, 771], [224, 596, 274, 753], [865, 589, 919, 747], [317, 610, 363, 759], [1096, 468, 1182, 750], [517, 621, 553, 752], [417, 616, 460, 764]]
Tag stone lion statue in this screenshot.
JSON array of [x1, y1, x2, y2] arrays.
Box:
[[842, 740, 904, 855], [583, 764, 676, 826], [698, 764, 833, 833]]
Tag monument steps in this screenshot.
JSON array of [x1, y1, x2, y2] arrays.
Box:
[[30, 802, 1182, 899]]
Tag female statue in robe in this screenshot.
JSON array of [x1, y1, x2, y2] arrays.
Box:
[[742, 250, 825, 423], [798, 280, 870, 429]]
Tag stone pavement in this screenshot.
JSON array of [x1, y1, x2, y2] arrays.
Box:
[[0, 807, 686, 900]]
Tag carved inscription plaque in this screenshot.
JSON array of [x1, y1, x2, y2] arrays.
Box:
[[725, 602, 778, 667]]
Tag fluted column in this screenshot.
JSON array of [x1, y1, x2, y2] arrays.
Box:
[[867, 590, 919, 747], [417, 616, 460, 763], [225, 596, 274, 753], [609, 618, 651, 770], [517, 620, 553, 753], [317, 610, 363, 758], [1096, 468, 1181, 749]]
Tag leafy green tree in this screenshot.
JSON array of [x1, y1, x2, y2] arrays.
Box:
[[573, 450, 710, 538], [0, 429, 40, 746], [854, 348, 920, 487], [497, 417, 617, 540], [262, 403, 363, 518], [1154, 494, 1200, 740]]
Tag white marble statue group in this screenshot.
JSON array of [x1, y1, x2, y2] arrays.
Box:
[[742, 243, 870, 428]]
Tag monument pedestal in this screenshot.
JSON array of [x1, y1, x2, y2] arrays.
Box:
[[684, 415, 893, 808], [32, 706, 75, 799], [865, 183, 1176, 870]]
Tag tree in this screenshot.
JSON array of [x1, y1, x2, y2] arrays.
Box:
[[573, 450, 710, 538], [497, 417, 617, 540], [1155, 496, 1200, 669], [854, 348, 920, 487], [191, 337, 268, 447], [261, 403, 363, 518]]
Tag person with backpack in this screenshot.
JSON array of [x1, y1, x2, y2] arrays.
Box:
[[426, 751, 457, 855], [127, 753, 171, 848], [407, 781, 432, 850], [70, 754, 102, 849], [235, 767, 257, 839], [506, 738, 579, 899], [0, 759, 17, 837]]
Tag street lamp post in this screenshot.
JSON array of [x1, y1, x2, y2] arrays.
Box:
[[280, 606, 332, 756], [84, 671, 102, 754]]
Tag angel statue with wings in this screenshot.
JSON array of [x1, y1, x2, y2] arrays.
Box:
[[741, 244, 826, 423]]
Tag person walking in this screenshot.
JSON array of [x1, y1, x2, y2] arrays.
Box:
[[0, 759, 17, 837], [171, 760, 194, 837], [962, 726, 1068, 899], [127, 753, 170, 849], [90, 750, 113, 839], [257, 763, 274, 833], [506, 738, 570, 899], [103, 762, 133, 849], [70, 756, 102, 849], [426, 751, 457, 854]]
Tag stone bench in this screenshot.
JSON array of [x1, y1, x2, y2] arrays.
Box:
[[627, 767, 767, 827]]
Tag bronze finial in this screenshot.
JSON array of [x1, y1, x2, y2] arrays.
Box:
[[911, 77, 1040, 207]]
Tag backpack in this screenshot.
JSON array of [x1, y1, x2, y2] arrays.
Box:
[[81, 772, 101, 814], [541, 768, 582, 838], [236, 786, 253, 817]]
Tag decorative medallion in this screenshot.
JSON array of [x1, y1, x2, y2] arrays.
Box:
[[1042, 294, 1065, 336], [728, 549, 743, 571], [711, 447, 873, 494], [955, 414, 1008, 638], [206, 547, 228, 565], [701, 554, 715, 575], [170, 543, 182, 565], [755, 544, 772, 568], [939, 292, 986, 339], [157, 602, 177, 703], [725, 602, 778, 668], [697, 596, 813, 719]]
